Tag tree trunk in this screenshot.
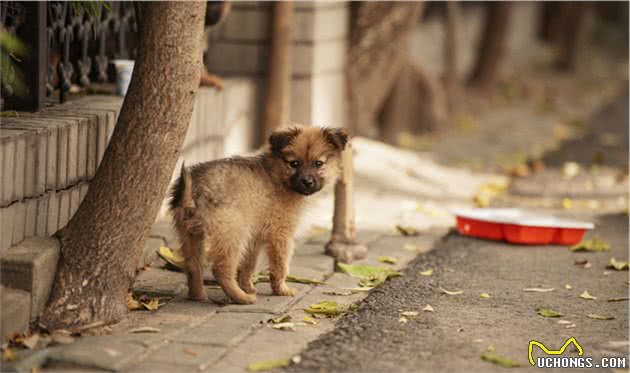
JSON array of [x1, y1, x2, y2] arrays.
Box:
[[347, 2, 424, 138], [468, 2, 513, 90], [40, 2, 206, 330], [443, 0, 460, 111], [262, 1, 293, 141], [555, 2, 588, 71]]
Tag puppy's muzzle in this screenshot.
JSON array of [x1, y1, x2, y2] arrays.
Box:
[[291, 174, 322, 195]]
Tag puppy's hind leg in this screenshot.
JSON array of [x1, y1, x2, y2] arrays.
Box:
[[213, 249, 257, 304], [182, 238, 208, 301], [237, 246, 260, 295]]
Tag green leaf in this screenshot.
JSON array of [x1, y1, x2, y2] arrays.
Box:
[[537, 308, 562, 317], [285, 275, 325, 285], [608, 258, 629, 271], [587, 314, 614, 320], [304, 300, 347, 316], [247, 359, 290, 371], [569, 238, 610, 252], [481, 352, 522, 368], [337, 263, 402, 288]]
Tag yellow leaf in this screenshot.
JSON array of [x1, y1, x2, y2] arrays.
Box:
[[378, 256, 398, 265], [142, 298, 161, 311], [157, 246, 185, 271], [247, 359, 290, 371], [562, 198, 573, 209], [479, 293, 490, 299], [126, 293, 143, 311], [439, 287, 464, 295], [608, 258, 629, 271], [303, 316, 318, 325], [579, 290, 596, 300], [418, 269, 433, 276], [422, 304, 434, 312]]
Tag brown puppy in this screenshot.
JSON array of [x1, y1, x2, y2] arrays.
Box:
[[169, 126, 348, 304]]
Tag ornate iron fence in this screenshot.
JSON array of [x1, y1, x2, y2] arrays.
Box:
[[1, 1, 137, 112]]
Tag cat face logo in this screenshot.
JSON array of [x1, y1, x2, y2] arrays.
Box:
[[528, 337, 584, 366]]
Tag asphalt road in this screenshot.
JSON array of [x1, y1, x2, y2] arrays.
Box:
[[290, 213, 628, 373], [288, 90, 629, 373]]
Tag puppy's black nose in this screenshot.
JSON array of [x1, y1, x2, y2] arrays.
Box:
[[301, 176, 315, 188]]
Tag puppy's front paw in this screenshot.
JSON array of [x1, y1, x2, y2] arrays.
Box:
[[239, 281, 257, 295], [273, 284, 296, 297], [188, 289, 208, 301], [231, 293, 257, 305]]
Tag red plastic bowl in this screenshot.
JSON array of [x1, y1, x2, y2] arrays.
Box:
[[452, 208, 593, 246]]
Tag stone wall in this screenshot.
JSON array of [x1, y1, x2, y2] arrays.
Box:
[[206, 1, 349, 128], [0, 81, 258, 253]]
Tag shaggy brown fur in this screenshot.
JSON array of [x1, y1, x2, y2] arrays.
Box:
[[169, 126, 348, 304]]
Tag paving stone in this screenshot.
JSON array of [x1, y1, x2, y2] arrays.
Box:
[[291, 251, 334, 275], [133, 267, 187, 297], [47, 336, 146, 371], [146, 342, 225, 370], [0, 285, 30, 340], [208, 317, 328, 373], [216, 283, 309, 314], [128, 360, 200, 373], [156, 296, 220, 319], [174, 312, 267, 346], [0, 237, 60, 320]]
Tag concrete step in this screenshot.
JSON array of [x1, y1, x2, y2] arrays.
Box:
[[0, 285, 30, 340], [0, 237, 60, 321]]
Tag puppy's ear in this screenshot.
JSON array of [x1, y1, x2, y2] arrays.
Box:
[[323, 127, 348, 151], [269, 128, 299, 155]]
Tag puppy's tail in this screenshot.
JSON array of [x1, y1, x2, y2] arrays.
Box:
[[170, 162, 195, 210], [169, 162, 202, 238]]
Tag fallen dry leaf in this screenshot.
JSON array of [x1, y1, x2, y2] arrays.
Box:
[[537, 308, 562, 317], [302, 316, 317, 325], [418, 269, 433, 276], [184, 348, 197, 356], [271, 322, 296, 331], [523, 288, 555, 292], [378, 256, 398, 265], [395, 225, 420, 236], [304, 301, 347, 317], [126, 293, 143, 311], [439, 287, 464, 295], [479, 293, 490, 299], [422, 304, 434, 312], [608, 258, 629, 271], [579, 290, 597, 300], [557, 320, 573, 325], [480, 352, 522, 368], [587, 314, 614, 320], [565, 284, 573, 290], [268, 315, 292, 324], [2, 348, 15, 362], [21, 334, 39, 349], [247, 358, 291, 371], [570, 239, 610, 252], [129, 327, 160, 334], [157, 246, 186, 271], [142, 298, 161, 311], [607, 297, 629, 302]]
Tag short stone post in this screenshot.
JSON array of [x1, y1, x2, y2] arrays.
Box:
[[325, 141, 367, 263]]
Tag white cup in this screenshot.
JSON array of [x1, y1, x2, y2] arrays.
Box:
[[112, 59, 135, 96]]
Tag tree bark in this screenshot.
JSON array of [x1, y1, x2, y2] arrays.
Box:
[[347, 2, 424, 138], [443, 0, 460, 111], [262, 1, 293, 142], [41, 2, 206, 330], [555, 2, 588, 72], [468, 2, 513, 90]]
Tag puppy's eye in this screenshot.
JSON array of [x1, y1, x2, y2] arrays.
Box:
[[314, 160, 324, 168], [289, 160, 300, 168]]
